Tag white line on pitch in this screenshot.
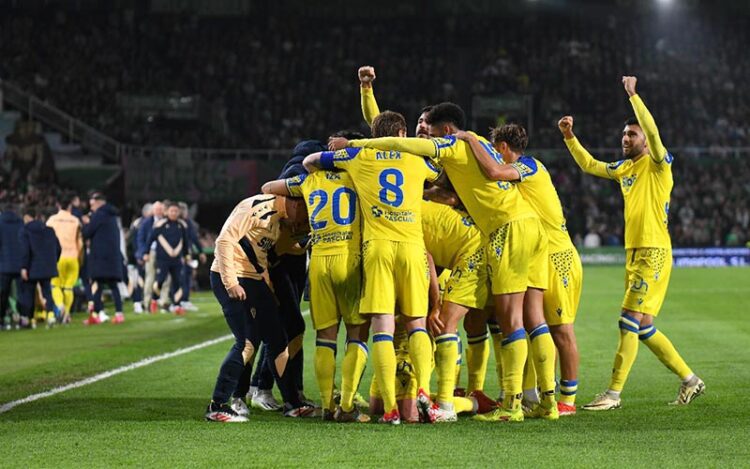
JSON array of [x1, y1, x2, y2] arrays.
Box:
[[0, 308, 310, 414]]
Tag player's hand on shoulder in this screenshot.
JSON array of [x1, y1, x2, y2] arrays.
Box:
[[328, 137, 349, 151], [358, 65, 376, 87], [558, 115, 575, 138], [622, 76, 637, 97], [453, 130, 472, 141], [227, 284, 246, 301]]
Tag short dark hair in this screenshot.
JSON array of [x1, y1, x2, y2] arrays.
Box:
[[420, 105, 434, 115], [371, 111, 407, 138], [624, 117, 639, 127], [89, 191, 106, 201], [490, 124, 528, 153], [58, 191, 75, 210], [425, 102, 465, 130], [166, 202, 180, 209], [330, 130, 366, 140], [24, 206, 38, 219]]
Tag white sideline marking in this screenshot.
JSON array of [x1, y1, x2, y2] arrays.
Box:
[[0, 307, 310, 414]]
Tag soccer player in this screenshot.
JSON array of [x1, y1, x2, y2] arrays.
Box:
[[560, 76, 705, 410], [0, 203, 23, 330], [330, 103, 553, 423], [18, 207, 61, 328], [421, 199, 497, 421], [457, 124, 583, 416], [145, 203, 189, 315], [304, 111, 441, 425], [47, 192, 83, 324], [262, 165, 370, 423], [206, 193, 313, 422]]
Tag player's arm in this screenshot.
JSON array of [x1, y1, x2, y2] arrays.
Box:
[[623, 76, 668, 163], [261, 179, 292, 197], [329, 135, 448, 161], [424, 184, 458, 207], [426, 251, 443, 336], [359, 66, 380, 125], [455, 131, 521, 181], [302, 152, 324, 173], [558, 116, 613, 179]]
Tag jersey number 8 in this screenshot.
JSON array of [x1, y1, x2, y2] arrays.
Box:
[[378, 168, 404, 207]]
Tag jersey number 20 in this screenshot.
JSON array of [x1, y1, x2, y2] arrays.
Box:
[[309, 188, 357, 229]]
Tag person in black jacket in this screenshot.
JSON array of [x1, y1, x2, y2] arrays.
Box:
[[82, 192, 124, 325], [178, 202, 206, 312], [0, 203, 24, 330], [145, 202, 189, 314], [18, 207, 61, 328]]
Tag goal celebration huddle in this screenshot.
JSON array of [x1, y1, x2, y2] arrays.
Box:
[[204, 67, 705, 425]]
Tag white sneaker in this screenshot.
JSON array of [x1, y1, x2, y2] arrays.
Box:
[[230, 397, 250, 417], [670, 377, 705, 406], [246, 385, 258, 400], [98, 311, 111, 323], [251, 389, 282, 411], [432, 405, 458, 423], [181, 301, 199, 312], [582, 391, 621, 411], [133, 303, 144, 314]]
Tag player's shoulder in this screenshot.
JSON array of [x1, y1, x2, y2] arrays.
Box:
[[333, 147, 363, 161], [514, 156, 542, 179]]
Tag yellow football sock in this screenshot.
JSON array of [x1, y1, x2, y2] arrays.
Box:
[[522, 338, 537, 393], [372, 333, 397, 413], [639, 325, 693, 380], [435, 333, 459, 407], [529, 324, 557, 395], [466, 331, 490, 393], [489, 322, 504, 390], [341, 340, 368, 412], [609, 313, 641, 392], [559, 379, 578, 405], [455, 336, 463, 386], [454, 396, 475, 414], [500, 328, 527, 408], [408, 328, 433, 394], [314, 339, 337, 412]]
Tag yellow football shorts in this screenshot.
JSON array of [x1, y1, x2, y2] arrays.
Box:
[[543, 248, 583, 326], [360, 240, 429, 317], [308, 252, 365, 330], [486, 217, 549, 295], [443, 246, 489, 309], [622, 248, 672, 316]]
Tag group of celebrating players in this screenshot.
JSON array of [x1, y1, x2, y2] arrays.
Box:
[[203, 67, 705, 424]]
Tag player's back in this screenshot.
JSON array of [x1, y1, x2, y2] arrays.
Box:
[[322, 147, 440, 244], [511, 156, 574, 253], [286, 170, 360, 256], [431, 134, 537, 235], [421, 200, 482, 268]]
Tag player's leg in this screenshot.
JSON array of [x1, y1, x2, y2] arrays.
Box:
[[107, 279, 124, 322], [550, 324, 578, 412], [132, 262, 145, 314], [16, 278, 35, 327], [38, 278, 58, 326], [63, 258, 79, 321], [249, 344, 280, 411], [308, 255, 338, 417], [314, 323, 339, 417], [431, 300, 469, 421], [270, 267, 306, 401], [152, 263, 169, 310], [51, 258, 66, 316], [523, 288, 558, 419], [487, 316, 504, 400], [1, 273, 15, 328], [371, 313, 398, 423], [464, 309, 490, 394]]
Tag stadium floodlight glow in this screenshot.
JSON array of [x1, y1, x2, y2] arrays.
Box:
[[656, 0, 674, 5]]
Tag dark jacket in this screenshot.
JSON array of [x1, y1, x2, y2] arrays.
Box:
[[136, 215, 156, 259], [82, 203, 124, 280], [19, 220, 61, 280], [279, 140, 326, 179], [186, 218, 203, 254], [0, 211, 24, 274], [147, 218, 189, 263]]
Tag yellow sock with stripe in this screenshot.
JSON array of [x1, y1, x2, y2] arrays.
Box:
[[314, 338, 337, 412], [408, 328, 433, 394], [454, 336, 463, 386], [435, 333, 459, 408], [340, 340, 368, 412], [560, 379, 578, 405], [522, 337, 538, 400], [488, 321, 504, 396], [608, 313, 641, 393], [639, 325, 693, 380], [372, 333, 397, 413], [454, 396, 475, 414], [466, 330, 490, 393], [529, 324, 557, 398], [500, 328, 527, 410]]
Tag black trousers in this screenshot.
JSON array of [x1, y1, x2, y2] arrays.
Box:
[[153, 259, 183, 305], [17, 278, 55, 318], [0, 273, 20, 321], [210, 272, 302, 407]]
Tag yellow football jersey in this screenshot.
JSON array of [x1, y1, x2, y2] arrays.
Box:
[[565, 138, 673, 249], [349, 133, 537, 236], [421, 200, 482, 269], [320, 148, 441, 243], [510, 156, 574, 253], [285, 171, 360, 256]]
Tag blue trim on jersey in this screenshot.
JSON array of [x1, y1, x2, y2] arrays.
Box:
[[287, 174, 307, 187], [372, 333, 394, 343], [423, 157, 441, 175], [436, 135, 457, 148], [320, 151, 335, 170], [480, 140, 503, 164], [665, 152, 674, 164], [529, 323, 550, 340], [517, 156, 539, 179], [408, 327, 429, 338], [501, 328, 526, 346], [338, 147, 361, 160]]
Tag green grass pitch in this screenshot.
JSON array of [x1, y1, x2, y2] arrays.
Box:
[[1, 266, 749, 467]]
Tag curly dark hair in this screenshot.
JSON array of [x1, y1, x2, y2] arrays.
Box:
[[490, 124, 528, 152], [371, 110, 407, 138]]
